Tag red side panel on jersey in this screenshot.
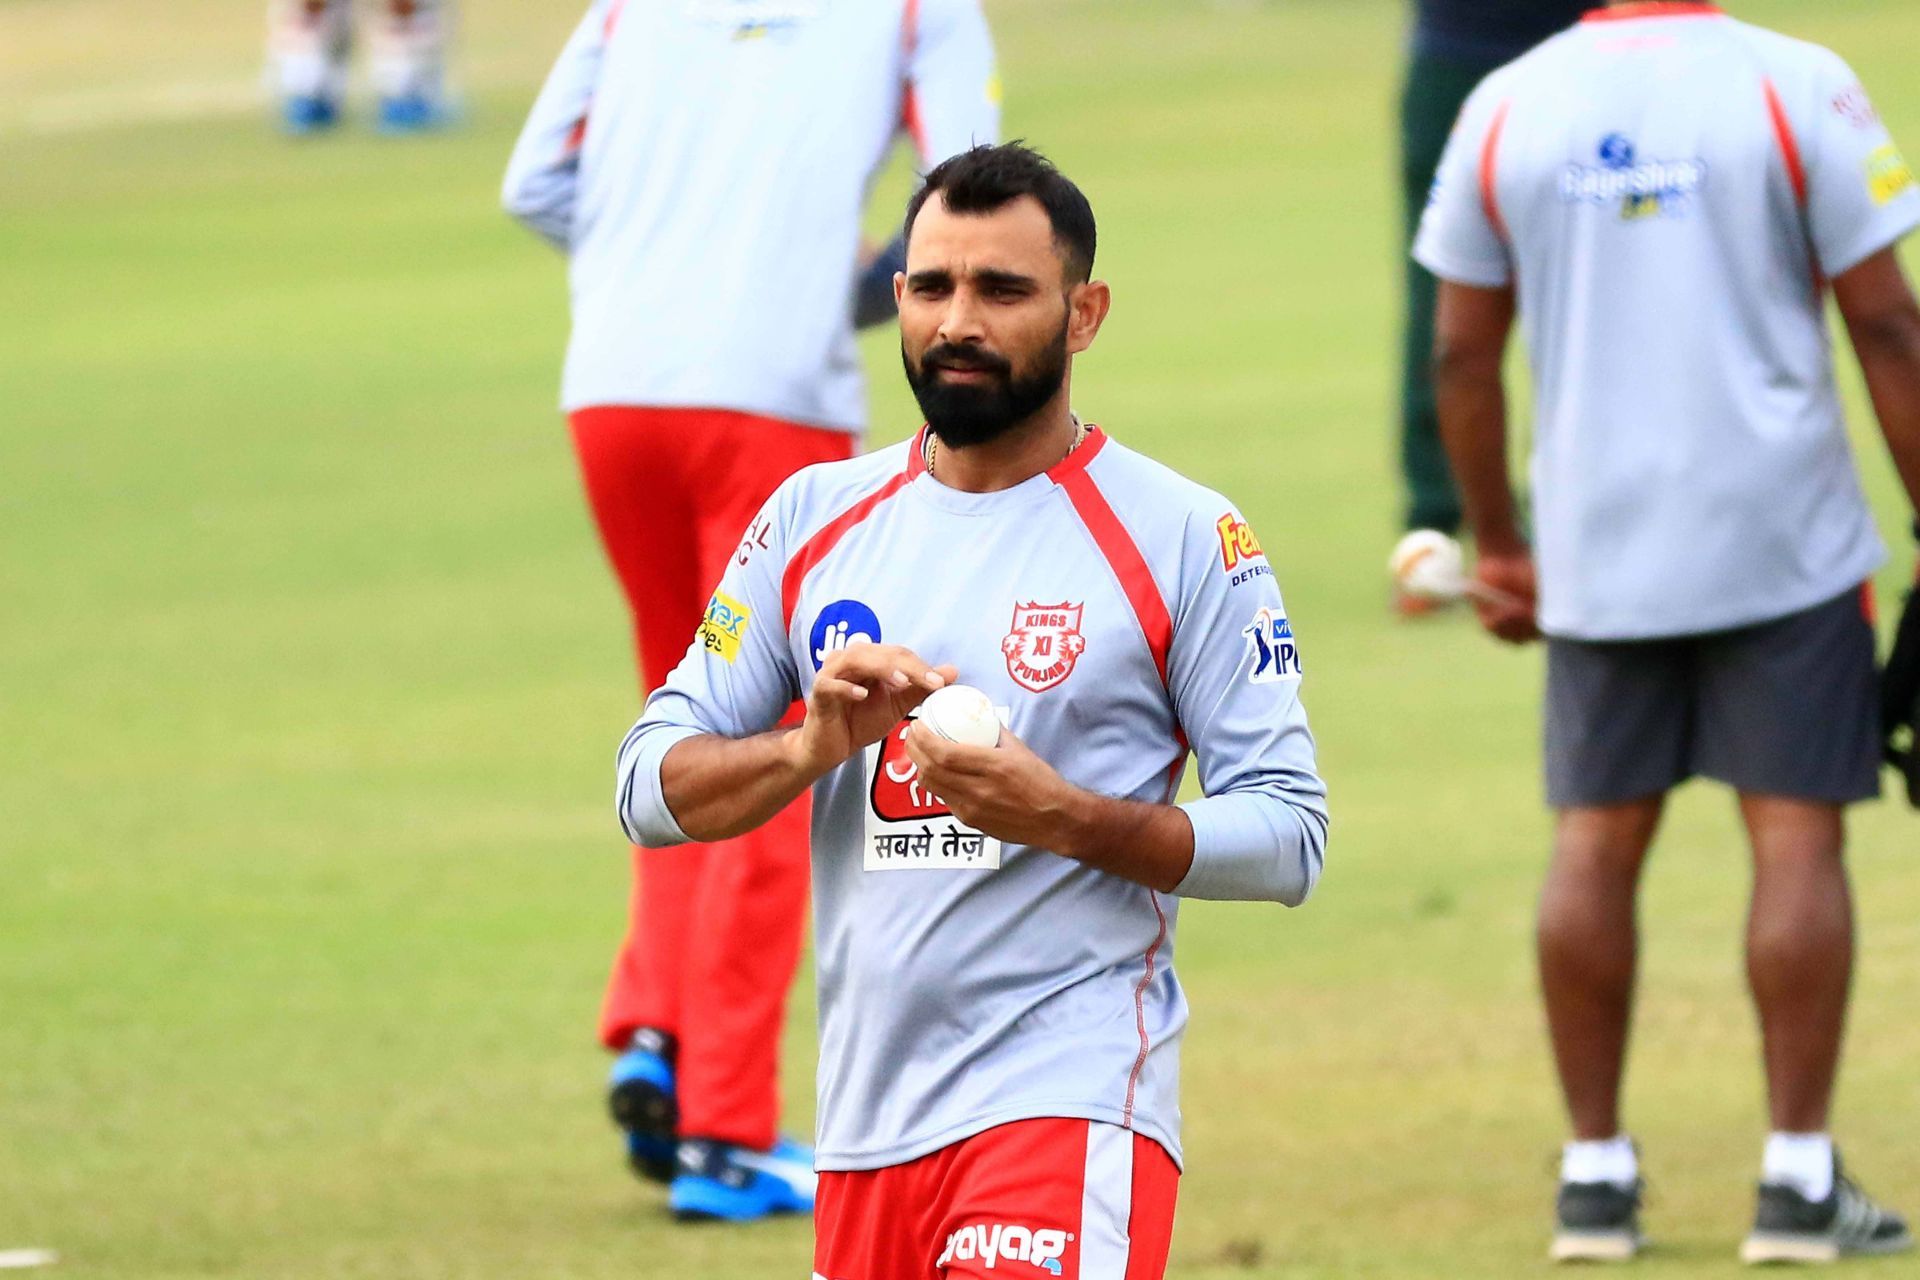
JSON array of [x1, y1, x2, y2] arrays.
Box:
[[1762, 76, 1809, 208], [603, 0, 629, 40], [1480, 101, 1514, 246]]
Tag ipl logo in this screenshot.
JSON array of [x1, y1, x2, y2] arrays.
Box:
[[1243, 606, 1302, 684]]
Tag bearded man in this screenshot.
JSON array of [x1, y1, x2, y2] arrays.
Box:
[[611, 142, 1330, 1277]]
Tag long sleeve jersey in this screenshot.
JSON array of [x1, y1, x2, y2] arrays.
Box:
[[502, 0, 1000, 432], [615, 428, 1329, 1171]]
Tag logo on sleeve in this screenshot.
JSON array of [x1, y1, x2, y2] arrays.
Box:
[[1867, 144, 1916, 206], [1001, 602, 1086, 692], [1216, 512, 1266, 570], [1243, 606, 1302, 684], [1832, 85, 1880, 129], [735, 516, 772, 568], [1561, 133, 1707, 221], [810, 599, 882, 671], [698, 591, 751, 663], [1217, 511, 1272, 585]]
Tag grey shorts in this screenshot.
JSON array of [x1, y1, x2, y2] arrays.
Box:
[[1544, 587, 1882, 809]]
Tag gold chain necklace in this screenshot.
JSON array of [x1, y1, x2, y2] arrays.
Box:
[[924, 414, 1088, 477]]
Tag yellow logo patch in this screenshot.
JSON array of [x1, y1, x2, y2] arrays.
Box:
[[1867, 144, 1916, 206], [698, 591, 750, 663], [1216, 512, 1266, 571]]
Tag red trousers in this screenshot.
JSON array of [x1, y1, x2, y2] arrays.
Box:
[[570, 405, 854, 1150], [816, 1119, 1181, 1280]]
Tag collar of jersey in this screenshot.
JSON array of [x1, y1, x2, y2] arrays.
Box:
[[1583, 2, 1723, 23], [904, 424, 1108, 515]]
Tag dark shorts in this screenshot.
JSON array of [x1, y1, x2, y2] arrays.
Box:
[[1544, 586, 1882, 809]]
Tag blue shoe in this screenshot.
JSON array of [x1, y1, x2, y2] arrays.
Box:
[[608, 1031, 677, 1184], [375, 93, 450, 134], [281, 95, 339, 134], [669, 1137, 817, 1222]]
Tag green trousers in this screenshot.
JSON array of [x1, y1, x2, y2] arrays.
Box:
[[1398, 52, 1500, 535]]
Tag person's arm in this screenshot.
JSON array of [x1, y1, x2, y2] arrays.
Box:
[[905, 724, 1196, 891], [1832, 251, 1920, 522], [500, 0, 613, 251], [901, 0, 1000, 168], [1411, 69, 1539, 643], [1796, 54, 1920, 521], [611, 480, 963, 846], [1433, 279, 1539, 643]]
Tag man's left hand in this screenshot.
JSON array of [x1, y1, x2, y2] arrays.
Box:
[[904, 720, 1080, 851]]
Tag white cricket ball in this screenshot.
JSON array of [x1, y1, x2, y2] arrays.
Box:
[[918, 684, 1002, 748], [1388, 529, 1467, 602]]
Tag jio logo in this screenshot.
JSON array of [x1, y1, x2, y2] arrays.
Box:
[[810, 599, 882, 670]]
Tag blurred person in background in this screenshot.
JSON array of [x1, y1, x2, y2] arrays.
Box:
[[502, 0, 998, 1224], [1420, 1, 1920, 1264], [267, 0, 452, 134], [1391, 0, 1587, 614]]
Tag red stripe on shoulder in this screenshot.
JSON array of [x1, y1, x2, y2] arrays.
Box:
[[1054, 441, 1173, 688], [1762, 76, 1809, 209], [781, 457, 916, 630], [1480, 101, 1513, 245], [603, 0, 629, 40]]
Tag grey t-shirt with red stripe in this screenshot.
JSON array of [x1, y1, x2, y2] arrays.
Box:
[[1415, 3, 1920, 640], [616, 428, 1328, 1172]]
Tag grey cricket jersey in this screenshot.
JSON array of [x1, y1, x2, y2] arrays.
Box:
[[615, 429, 1329, 1171], [1415, 3, 1920, 640]]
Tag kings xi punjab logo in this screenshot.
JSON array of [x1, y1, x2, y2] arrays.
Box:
[[1001, 601, 1086, 692]]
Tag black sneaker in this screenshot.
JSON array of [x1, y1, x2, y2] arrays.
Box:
[[1740, 1157, 1912, 1264], [1552, 1179, 1645, 1263]]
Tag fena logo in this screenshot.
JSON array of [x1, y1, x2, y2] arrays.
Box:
[[1216, 511, 1266, 571], [936, 1223, 1073, 1275], [810, 599, 882, 671]]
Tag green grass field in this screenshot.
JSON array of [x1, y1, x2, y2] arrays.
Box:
[[3, 2, 1918, 1275]]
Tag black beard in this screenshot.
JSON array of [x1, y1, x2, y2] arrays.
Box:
[[902, 324, 1069, 449]]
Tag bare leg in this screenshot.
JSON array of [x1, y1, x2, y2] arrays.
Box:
[[1538, 798, 1665, 1140], [1739, 793, 1852, 1134]]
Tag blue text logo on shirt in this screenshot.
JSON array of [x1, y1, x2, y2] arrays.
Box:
[[1243, 606, 1302, 684], [811, 599, 882, 670], [1561, 133, 1708, 221]]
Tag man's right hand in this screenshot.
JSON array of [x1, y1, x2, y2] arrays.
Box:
[[789, 643, 958, 780], [1473, 550, 1541, 645]]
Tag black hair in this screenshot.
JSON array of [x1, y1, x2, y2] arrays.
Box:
[[903, 142, 1097, 284]]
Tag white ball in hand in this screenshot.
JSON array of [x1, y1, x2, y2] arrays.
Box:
[[918, 684, 1002, 748], [1388, 529, 1467, 602]]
